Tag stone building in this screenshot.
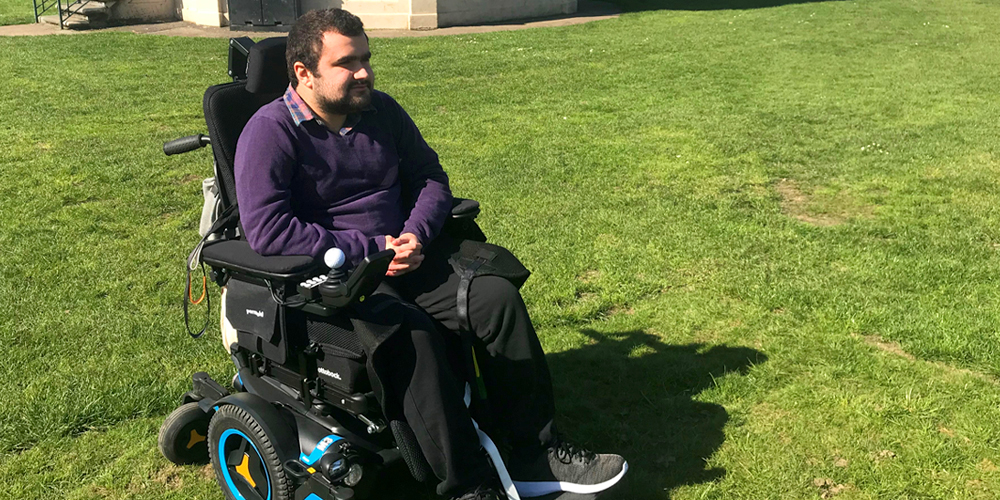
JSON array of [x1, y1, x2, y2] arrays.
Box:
[[180, 0, 579, 30]]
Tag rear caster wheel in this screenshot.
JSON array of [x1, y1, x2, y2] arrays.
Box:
[[208, 404, 293, 500], [158, 402, 211, 465]]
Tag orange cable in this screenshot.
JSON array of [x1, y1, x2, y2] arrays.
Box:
[[189, 275, 207, 305]]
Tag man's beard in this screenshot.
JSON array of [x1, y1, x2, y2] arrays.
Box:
[[317, 82, 373, 116]]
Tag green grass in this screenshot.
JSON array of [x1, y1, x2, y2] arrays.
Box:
[[0, 0, 34, 25], [5, 0, 1000, 498]]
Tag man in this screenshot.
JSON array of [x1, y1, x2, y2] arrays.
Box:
[[234, 9, 626, 500]]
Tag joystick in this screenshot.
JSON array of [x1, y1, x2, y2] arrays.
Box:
[[296, 248, 347, 301], [323, 248, 347, 283]]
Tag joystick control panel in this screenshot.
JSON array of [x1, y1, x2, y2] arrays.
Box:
[[297, 274, 329, 301], [294, 248, 394, 308]]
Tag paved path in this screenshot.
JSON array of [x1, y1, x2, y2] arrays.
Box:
[[0, 1, 618, 37]]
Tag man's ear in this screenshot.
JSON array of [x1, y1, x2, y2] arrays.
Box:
[[293, 61, 313, 89]]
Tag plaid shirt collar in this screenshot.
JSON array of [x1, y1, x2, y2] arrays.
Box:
[[283, 84, 375, 135]]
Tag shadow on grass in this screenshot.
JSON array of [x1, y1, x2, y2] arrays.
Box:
[[374, 329, 766, 499], [605, 0, 841, 12], [455, 0, 835, 29], [545, 330, 766, 498]]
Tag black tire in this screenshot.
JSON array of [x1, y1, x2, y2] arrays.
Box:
[[208, 404, 293, 500], [158, 402, 211, 465]]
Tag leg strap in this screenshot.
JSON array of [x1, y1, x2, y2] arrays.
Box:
[[456, 259, 485, 332], [456, 258, 491, 423]]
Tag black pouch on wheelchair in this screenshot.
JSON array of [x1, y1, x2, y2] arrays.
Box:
[[447, 238, 531, 338], [448, 239, 531, 288], [300, 312, 371, 394], [226, 279, 286, 364]]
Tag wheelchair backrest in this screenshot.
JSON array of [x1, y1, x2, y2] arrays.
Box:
[[203, 37, 290, 212]]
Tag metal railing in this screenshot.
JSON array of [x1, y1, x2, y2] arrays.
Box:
[[33, 0, 95, 29]]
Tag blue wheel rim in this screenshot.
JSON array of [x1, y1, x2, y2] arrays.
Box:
[[218, 428, 272, 500]]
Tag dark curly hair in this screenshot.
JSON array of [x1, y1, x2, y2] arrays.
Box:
[[286, 9, 366, 88]]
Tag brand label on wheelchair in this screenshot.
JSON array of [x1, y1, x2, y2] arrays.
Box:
[[245, 309, 265, 318], [318, 367, 343, 380], [317, 436, 335, 451]]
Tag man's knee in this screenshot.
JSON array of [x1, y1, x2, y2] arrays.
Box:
[[469, 276, 523, 309], [468, 276, 531, 345]]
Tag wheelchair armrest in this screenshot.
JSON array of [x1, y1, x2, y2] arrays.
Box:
[[451, 198, 480, 219], [201, 239, 320, 282], [444, 198, 487, 243]]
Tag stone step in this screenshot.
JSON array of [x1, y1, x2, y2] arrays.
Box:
[[78, 2, 110, 16], [64, 0, 115, 15], [39, 13, 89, 28], [38, 0, 115, 29]]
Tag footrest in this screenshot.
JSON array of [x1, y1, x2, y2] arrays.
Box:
[[193, 372, 229, 403]]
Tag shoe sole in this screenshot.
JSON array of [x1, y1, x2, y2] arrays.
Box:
[[512, 461, 628, 497]]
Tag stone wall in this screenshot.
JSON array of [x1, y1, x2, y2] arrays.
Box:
[[109, 0, 177, 22], [436, 0, 576, 27], [180, 0, 577, 30]]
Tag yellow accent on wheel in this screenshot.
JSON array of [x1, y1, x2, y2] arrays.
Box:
[[235, 453, 257, 488], [186, 429, 207, 449]]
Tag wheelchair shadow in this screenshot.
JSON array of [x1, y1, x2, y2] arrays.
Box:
[[372, 329, 766, 499], [544, 330, 766, 498]]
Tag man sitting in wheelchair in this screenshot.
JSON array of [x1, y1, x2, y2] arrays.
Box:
[[233, 9, 627, 500]]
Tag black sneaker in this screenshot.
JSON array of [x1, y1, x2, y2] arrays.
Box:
[[509, 438, 627, 497], [452, 483, 504, 500]]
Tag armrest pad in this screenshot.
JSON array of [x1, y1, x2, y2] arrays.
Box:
[[201, 239, 319, 281], [451, 198, 480, 219]]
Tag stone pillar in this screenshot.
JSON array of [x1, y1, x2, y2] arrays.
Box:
[[408, 0, 437, 30], [340, 0, 409, 29], [178, 0, 228, 26]]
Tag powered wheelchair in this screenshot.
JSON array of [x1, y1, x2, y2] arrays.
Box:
[[157, 37, 525, 500]]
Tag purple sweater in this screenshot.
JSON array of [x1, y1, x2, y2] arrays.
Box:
[[234, 87, 453, 266]]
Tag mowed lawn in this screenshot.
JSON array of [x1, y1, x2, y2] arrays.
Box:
[[0, 0, 33, 25], [5, 0, 1000, 498]]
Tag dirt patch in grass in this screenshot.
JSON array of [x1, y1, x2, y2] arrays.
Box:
[[607, 306, 635, 316], [861, 334, 915, 360], [200, 463, 216, 480], [776, 179, 844, 226], [150, 464, 184, 490], [813, 478, 852, 498], [86, 485, 115, 498], [775, 178, 873, 227], [859, 334, 998, 384], [178, 174, 202, 185]]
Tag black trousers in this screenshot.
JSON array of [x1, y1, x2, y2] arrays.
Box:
[[377, 249, 556, 497]]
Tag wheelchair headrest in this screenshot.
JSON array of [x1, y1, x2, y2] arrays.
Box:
[[246, 37, 289, 95]]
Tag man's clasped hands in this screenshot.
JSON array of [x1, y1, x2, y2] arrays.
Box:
[[384, 233, 423, 277]]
